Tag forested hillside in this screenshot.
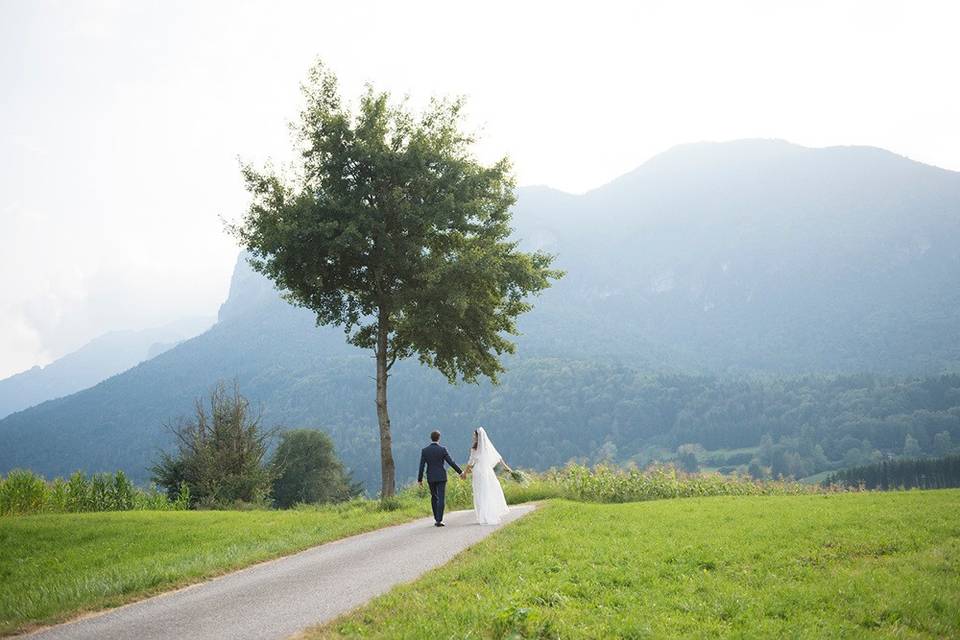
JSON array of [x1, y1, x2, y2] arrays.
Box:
[[2, 140, 960, 491]]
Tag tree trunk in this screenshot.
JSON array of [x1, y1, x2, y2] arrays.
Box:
[[375, 312, 396, 497]]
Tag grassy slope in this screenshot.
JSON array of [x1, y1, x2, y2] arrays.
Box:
[[309, 491, 960, 639], [0, 501, 425, 636]]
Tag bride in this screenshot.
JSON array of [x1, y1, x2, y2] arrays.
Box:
[[461, 427, 513, 525]]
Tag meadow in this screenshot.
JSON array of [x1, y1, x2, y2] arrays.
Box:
[[0, 497, 427, 635], [0, 465, 921, 637], [308, 491, 960, 639]]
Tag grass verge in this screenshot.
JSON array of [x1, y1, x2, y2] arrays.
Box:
[[0, 498, 426, 636], [307, 491, 960, 639]]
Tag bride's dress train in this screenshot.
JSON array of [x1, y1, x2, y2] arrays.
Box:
[[469, 427, 510, 525]]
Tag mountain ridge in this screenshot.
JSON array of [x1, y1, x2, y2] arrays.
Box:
[[0, 317, 214, 420]]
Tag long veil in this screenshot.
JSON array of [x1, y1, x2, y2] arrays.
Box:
[[470, 427, 509, 524], [473, 427, 502, 470]]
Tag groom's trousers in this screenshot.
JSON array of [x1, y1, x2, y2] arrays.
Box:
[[428, 480, 446, 523]]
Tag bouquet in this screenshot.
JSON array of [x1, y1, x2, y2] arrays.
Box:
[[509, 469, 530, 484]]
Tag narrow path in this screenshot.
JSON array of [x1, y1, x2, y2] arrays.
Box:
[[21, 505, 535, 640]]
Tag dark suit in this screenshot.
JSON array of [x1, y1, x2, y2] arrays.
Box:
[[418, 442, 462, 523]]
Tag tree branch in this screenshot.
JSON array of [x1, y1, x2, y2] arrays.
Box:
[[386, 346, 400, 371]]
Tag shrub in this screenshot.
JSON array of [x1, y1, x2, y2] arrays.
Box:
[[151, 382, 274, 507], [270, 429, 361, 508]]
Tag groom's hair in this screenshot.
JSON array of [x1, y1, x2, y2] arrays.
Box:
[[430, 430, 441, 442]]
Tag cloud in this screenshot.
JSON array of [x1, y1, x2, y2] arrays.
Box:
[[0, 313, 51, 376], [0, 201, 231, 378]]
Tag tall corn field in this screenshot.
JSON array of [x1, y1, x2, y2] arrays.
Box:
[[0, 469, 189, 516]]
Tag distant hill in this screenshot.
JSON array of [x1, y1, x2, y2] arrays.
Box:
[[2, 139, 959, 490], [0, 317, 213, 419], [511, 139, 960, 373]]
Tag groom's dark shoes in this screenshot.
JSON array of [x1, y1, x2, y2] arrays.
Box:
[[434, 522, 445, 527]]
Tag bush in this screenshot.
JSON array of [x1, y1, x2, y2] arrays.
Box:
[[151, 382, 274, 507], [270, 429, 361, 508]]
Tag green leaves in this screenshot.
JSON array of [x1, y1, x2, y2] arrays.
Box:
[[150, 382, 274, 507], [0, 469, 185, 516], [270, 429, 360, 508], [232, 60, 561, 382]]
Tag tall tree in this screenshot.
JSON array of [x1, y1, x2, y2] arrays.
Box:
[[231, 62, 561, 496]]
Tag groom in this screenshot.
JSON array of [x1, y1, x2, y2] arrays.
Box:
[[417, 430, 463, 527]]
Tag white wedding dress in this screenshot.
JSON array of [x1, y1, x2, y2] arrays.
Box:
[[468, 427, 510, 525]]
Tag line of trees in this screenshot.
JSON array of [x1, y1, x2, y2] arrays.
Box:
[[824, 454, 960, 490]]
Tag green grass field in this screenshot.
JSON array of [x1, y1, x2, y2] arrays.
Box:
[[0, 467, 808, 637], [0, 499, 425, 635], [309, 491, 960, 639]]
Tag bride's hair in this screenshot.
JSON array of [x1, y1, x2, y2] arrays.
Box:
[[471, 429, 479, 450]]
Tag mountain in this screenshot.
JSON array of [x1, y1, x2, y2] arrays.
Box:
[[0, 317, 214, 419], [2, 139, 959, 490], [510, 139, 960, 373]]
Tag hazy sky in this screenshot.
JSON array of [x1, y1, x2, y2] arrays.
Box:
[[2, 0, 959, 378]]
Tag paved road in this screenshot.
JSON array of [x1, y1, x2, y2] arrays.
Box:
[[21, 505, 535, 640]]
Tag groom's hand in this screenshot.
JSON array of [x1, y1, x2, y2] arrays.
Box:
[[418, 480, 423, 487]]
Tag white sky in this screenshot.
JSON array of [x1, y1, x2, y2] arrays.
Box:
[[2, 0, 959, 378]]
